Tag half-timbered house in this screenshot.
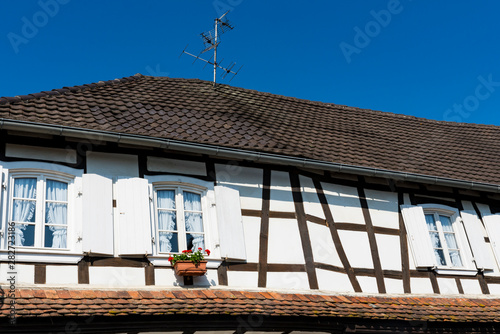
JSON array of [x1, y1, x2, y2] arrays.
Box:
[[0, 74, 500, 333]]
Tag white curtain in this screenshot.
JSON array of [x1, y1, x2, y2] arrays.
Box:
[[12, 178, 37, 246], [184, 192, 204, 251], [157, 190, 176, 252], [45, 180, 67, 248]]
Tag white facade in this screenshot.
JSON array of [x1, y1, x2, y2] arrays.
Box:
[[1, 143, 500, 296]]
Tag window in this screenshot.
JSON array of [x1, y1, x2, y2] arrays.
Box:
[[154, 186, 205, 253], [400, 204, 482, 274], [10, 173, 70, 249], [424, 211, 463, 267]]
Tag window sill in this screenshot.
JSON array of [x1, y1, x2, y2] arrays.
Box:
[[148, 256, 222, 269], [0, 250, 83, 264], [434, 268, 478, 276]]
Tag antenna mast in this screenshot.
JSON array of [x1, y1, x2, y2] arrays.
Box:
[[181, 11, 242, 87]]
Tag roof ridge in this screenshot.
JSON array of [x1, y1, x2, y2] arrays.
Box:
[[0, 73, 145, 105]]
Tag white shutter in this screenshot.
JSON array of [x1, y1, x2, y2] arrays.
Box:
[[483, 214, 500, 267], [400, 205, 436, 268], [116, 177, 152, 256], [82, 174, 114, 255], [461, 210, 495, 270], [215, 185, 246, 261], [0, 166, 5, 232]]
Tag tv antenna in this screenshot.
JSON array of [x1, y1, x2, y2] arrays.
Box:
[[180, 10, 242, 87]]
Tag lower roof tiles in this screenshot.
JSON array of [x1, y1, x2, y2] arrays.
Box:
[[1, 288, 500, 323]]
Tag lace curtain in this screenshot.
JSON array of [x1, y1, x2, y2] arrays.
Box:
[[45, 180, 68, 248], [184, 192, 204, 251], [157, 190, 177, 252], [12, 178, 37, 246]]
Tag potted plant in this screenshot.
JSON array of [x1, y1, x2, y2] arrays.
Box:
[[169, 248, 210, 276]]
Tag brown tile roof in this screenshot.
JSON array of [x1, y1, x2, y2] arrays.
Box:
[[2, 288, 500, 323], [1, 74, 500, 185]]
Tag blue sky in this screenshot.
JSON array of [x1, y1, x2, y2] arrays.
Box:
[[1, 1, 500, 126]]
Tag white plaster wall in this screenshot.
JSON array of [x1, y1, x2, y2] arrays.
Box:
[[46, 265, 78, 285], [375, 234, 401, 271], [269, 171, 295, 212], [242, 216, 261, 263], [0, 263, 34, 285], [89, 266, 145, 287], [154, 267, 177, 286], [487, 283, 500, 295], [363, 189, 399, 229], [227, 271, 258, 288], [267, 218, 305, 264], [320, 182, 365, 225], [299, 175, 325, 219], [338, 230, 373, 269], [384, 278, 404, 294], [267, 272, 309, 290], [357, 276, 378, 293], [437, 278, 460, 295], [316, 269, 354, 293], [5, 144, 77, 164], [308, 222, 342, 267], [460, 279, 483, 295], [410, 277, 434, 294], [148, 157, 207, 176], [215, 165, 263, 211], [193, 269, 218, 286], [87, 152, 139, 177]]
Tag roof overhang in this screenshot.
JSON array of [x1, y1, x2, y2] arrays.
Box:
[[2, 118, 500, 193]]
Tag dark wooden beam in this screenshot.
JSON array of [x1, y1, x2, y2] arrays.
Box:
[[289, 171, 318, 290], [257, 168, 271, 288], [398, 192, 411, 294], [357, 177, 386, 294], [313, 178, 361, 292]]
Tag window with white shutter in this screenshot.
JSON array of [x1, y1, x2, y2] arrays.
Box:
[[401, 204, 478, 274]]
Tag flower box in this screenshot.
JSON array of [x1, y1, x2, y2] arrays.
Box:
[[173, 260, 207, 276]]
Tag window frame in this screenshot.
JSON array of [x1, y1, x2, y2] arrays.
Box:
[[420, 204, 476, 274], [7, 170, 74, 251], [152, 181, 209, 255]]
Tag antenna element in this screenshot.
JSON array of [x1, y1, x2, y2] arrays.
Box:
[[181, 11, 242, 87]]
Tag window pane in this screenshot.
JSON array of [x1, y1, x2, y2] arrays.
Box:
[[159, 231, 178, 252], [46, 180, 67, 201], [425, 214, 437, 230], [449, 250, 463, 267], [45, 202, 67, 225], [434, 249, 446, 266], [185, 212, 203, 232], [12, 199, 36, 223], [13, 178, 36, 199], [429, 231, 442, 248], [15, 223, 34, 247], [186, 233, 204, 251], [45, 225, 67, 248], [184, 192, 201, 211], [158, 210, 177, 231], [440, 215, 453, 232], [444, 232, 459, 249], [157, 190, 175, 209]]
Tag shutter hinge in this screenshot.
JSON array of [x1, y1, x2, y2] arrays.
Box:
[[113, 199, 117, 208], [151, 237, 155, 244]]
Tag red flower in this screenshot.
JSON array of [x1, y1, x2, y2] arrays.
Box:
[[182, 250, 188, 253], [205, 249, 210, 256], [187, 250, 192, 253], [168, 256, 173, 262], [198, 247, 202, 251]]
